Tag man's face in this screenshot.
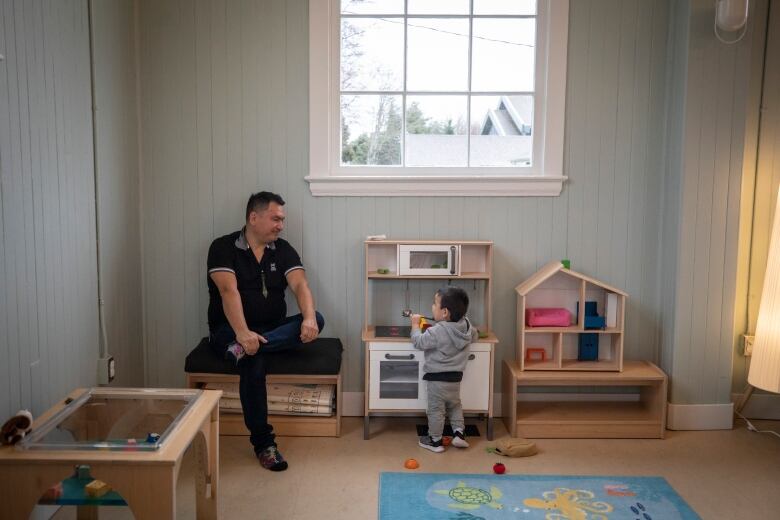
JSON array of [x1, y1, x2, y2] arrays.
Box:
[[248, 202, 285, 243]]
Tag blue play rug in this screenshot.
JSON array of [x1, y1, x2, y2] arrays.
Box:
[[379, 473, 700, 519]]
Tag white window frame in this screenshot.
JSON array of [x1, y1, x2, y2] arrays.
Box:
[[307, 0, 569, 197]]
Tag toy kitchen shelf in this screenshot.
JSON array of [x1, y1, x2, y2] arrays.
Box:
[[515, 261, 627, 372], [363, 240, 497, 440]]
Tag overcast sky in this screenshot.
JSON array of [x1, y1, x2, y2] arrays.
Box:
[[340, 0, 537, 137]]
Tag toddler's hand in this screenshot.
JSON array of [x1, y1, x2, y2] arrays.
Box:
[[410, 314, 422, 327]]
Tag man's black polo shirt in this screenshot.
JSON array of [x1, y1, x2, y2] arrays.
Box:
[[206, 229, 304, 331]]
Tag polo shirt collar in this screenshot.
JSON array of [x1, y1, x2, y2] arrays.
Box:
[[235, 227, 276, 251]]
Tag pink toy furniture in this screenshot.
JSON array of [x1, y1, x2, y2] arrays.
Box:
[[525, 308, 572, 327]]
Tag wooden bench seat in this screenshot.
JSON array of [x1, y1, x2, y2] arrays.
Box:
[[185, 337, 343, 437]]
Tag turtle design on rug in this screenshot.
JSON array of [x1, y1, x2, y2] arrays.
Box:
[[433, 481, 503, 511]]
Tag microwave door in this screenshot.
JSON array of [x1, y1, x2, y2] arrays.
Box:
[[409, 251, 449, 270], [399, 244, 460, 275]]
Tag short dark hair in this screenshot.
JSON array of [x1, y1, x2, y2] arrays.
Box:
[[436, 287, 469, 322], [245, 191, 285, 221]]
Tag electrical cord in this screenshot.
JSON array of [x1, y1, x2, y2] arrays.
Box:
[[735, 411, 780, 438]]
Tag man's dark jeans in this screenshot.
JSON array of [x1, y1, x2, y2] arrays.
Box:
[[208, 312, 325, 452]]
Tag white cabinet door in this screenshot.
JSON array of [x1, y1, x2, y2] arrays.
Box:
[[369, 349, 427, 410], [368, 342, 491, 412], [461, 351, 490, 411]]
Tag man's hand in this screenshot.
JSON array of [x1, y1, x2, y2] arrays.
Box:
[[236, 329, 267, 355], [300, 317, 319, 343], [411, 314, 422, 329]]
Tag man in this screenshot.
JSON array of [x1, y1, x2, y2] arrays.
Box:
[[207, 191, 324, 471]]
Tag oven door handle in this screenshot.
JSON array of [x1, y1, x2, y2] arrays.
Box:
[[384, 354, 415, 360], [450, 245, 457, 275]]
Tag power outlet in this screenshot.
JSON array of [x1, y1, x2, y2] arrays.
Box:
[[743, 335, 755, 356], [97, 356, 115, 385]]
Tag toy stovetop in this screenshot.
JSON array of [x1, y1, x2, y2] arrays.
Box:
[[374, 325, 413, 338]]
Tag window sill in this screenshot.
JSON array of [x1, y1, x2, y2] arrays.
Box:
[[305, 175, 567, 197]]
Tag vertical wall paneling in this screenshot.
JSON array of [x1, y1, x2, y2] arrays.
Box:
[[737, 2, 780, 393], [0, 0, 99, 419], [91, 0, 144, 387], [662, 0, 766, 404], [137, 0, 673, 393]]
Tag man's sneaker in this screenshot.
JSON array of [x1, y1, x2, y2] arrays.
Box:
[[418, 435, 445, 453], [225, 342, 246, 364], [257, 445, 288, 471], [451, 430, 469, 448]]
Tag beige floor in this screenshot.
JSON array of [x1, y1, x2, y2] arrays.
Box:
[[50, 416, 780, 519]]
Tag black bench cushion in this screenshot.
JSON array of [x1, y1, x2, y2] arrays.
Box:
[[185, 336, 343, 376]]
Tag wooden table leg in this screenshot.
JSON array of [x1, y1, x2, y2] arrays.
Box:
[[119, 466, 176, 520], [76, 505, 98, 520], [194, 405, 219, 520], [0, 464, 73, 520], [91, 465, 176, 520]]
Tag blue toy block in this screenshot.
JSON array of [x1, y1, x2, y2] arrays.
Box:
[[577, 301, 605, 329], [584, 315, 606, 329], [578, 333, 599, 361]]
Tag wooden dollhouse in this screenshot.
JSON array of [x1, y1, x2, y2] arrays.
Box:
[[503, 261, 668, 439], [514, 260, 627, 371]]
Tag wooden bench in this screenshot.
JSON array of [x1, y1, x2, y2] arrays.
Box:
[[185, 337, 343, 437], [502, 359, 667, 439]]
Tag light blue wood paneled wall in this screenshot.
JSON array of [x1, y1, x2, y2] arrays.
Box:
[[92, 0, 144, 386], [0, 0, 98, 419], [737, 2, 780, 393], [662, 0, 766, 404], [137, 0, 672, 394]]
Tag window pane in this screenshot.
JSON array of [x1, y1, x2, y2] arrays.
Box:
[[408, 0, 469, 15], [341, 95, 403, 166], [341, 0, 404, 15], [341, 19, 404, 91], [407, 19, 469, 91], [474, 0, 536, 15], [470, 95, 533, 167], [406, 96, 467, 166], [471, 18, 535, 92]]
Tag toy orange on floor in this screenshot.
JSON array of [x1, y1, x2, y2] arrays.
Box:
[[404, 458, 420, 470]]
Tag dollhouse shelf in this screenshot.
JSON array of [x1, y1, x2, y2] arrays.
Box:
[[501, 359, 667, 439], [515, 261, 628, 372]]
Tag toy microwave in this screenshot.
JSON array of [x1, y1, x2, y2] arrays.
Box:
[[398, 244, 460, 276]]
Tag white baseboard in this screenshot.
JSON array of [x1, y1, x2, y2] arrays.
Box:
[[342, 392, 504, 417], [345, 392, 651, 417], [731, 392, 780, 420], [347, 391, 764, 431], [666, 402, 734, 430]]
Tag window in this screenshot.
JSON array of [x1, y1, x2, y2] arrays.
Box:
[[308, 0, 568, 196]]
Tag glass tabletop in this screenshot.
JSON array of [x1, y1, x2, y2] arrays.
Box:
[[17, 388, 202, 452]]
